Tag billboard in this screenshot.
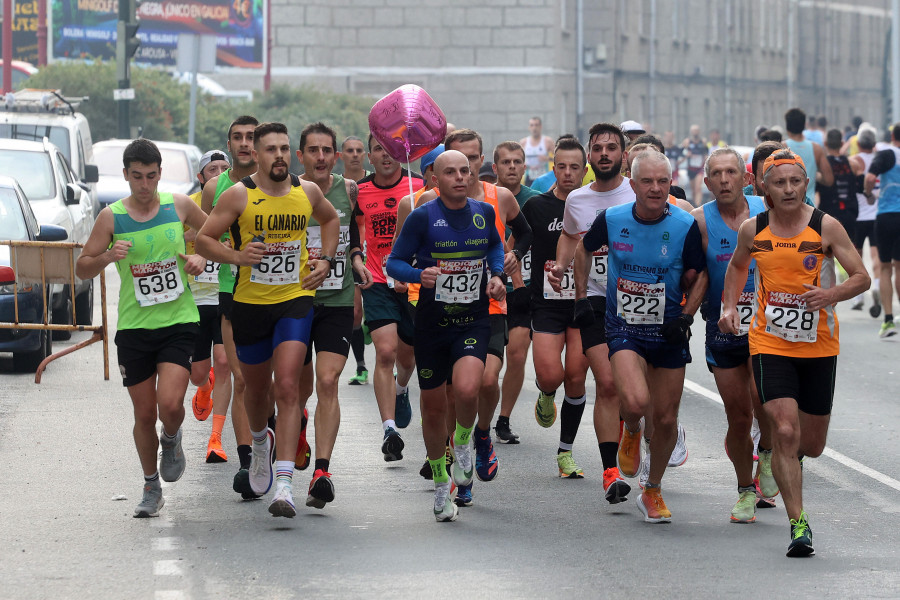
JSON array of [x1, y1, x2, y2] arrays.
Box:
[[0, 0, 40, 64], [51, 0, 264, 69]]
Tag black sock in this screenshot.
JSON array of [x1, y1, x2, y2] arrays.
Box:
[[559, 396, 586, 447], [351, 327, 366, 369], [886, 314, 894, 324], [237, 445, 252, 469], [758, 445, 771, 453], [314, 458, 330, 473], [496, 415, 510, 428], [267, 412, 277, 432], [598, 442, 618, 470]]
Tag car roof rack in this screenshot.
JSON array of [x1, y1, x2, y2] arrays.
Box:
[[1, 89, 88, 115]]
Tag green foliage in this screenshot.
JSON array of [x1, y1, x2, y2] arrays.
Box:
[[23, 63, 374, 155]]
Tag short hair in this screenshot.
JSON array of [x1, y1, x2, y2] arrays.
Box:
[[444, 128, 483, 154], [298, 122, 337, 152], [123, 138, 162, 169], [630, 133, 664, 153], [341, 136, 363, 150], [825, 128, 843, 150], [704, 146, 745, 177], [627, 142, 656, 157], [751, 141, 785, 178], [759, 129, 783, 143], [631, 149, 671, 180], [530, 116, 542, 124], [857, 130, 877, 151], [817, 115, 828, 128], [784, 108, 806, 134], [553, 136, 586, 166], [587, 122, 626, 152], [852, 116, 864, 129], [253, 122, 289, 147], [755, 125, 768, 140], [228, 115, 259, 139], [493, 140, 525, 164]]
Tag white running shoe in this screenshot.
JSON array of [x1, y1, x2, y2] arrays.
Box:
[[451, 441, 474, 487], [668, 423, 688, 467], [433, 481, 458, 522], [268, 485, 296, 518], [249, 428, 275, 495]]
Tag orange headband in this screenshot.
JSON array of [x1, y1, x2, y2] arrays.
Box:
[[762, 152, 807, 179]]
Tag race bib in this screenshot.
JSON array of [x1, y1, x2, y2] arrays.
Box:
[[543, 260, 574, 300], [307, 225, 349, 291], [521, 250, 532, 285], [764, 292, 818, 342], [194, 259, 222, 284], [435, 259, 483, 304], [688, 154, 704, 169], [131, 258, 184, 307], [251, 241, 303, 285], [589, 249, 608, 286], [616, 278, 665, 324], [736, 291, 755, 336]]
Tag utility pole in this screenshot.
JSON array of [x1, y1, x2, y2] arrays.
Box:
[[116, 0, 141, 139], [2, 0, 12, 92], [893, 0, 900, 123]]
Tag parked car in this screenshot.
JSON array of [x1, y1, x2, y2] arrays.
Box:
[[0, 175, 68, 371], [0, 88, 100, 216], [94, 139, 202, 208], [0, 60, 39, 93], [0, 138, 96, 338]]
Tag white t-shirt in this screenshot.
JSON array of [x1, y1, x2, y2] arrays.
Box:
[[857, 151, 878, 222], [562, 177, 636, 297]]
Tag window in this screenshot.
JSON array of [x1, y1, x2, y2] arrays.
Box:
[[0, 188, 28, 240], [0, 150, 55, 200], [0, 124, 71, 164]]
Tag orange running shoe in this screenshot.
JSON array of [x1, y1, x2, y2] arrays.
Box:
[[205, 431, 227, 463], [617, 424, 642, 478], [638, 487, 672, 523], [602, 467, 631, 504], [192, 367, 214, 421], [294, 408, 310, 470]]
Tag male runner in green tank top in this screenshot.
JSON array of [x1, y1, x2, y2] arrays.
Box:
[[76, 139, 208, 518]]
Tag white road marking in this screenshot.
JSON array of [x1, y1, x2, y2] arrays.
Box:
[[684, 378, 900, 493], [155, 591, 190, 600], [152, 537, 180, 552], [153, 560, 184, 576]]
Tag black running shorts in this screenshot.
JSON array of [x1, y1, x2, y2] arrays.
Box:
[[752, 353, 836, 416], [115, 323, 198, 387]]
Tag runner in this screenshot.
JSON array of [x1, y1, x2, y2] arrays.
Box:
[[850, 129, 881, 315], [689, 147, 773, 523], [296, 122, 358, 509], [200, 115, 258, 498], [720, 149, 869, 556], [340, 136, 371, 182], [75, 138, 209, 518], [784, 107, 833, 206], [185, 149, 232, 463], [520, 116, 554, 186], [386, 149, 507, 522], [493, 141, 541, 443], [195, 121, 340, 518], [577, 150, 706, 523], [521, 136, 591, 479], [550, 122, 633, 503], [348, 135, 424, 461], [682, 125, 708, 207], [819, 129, 860, 242]]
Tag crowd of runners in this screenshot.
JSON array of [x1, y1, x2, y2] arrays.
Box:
[[78, 105, 897, 558]]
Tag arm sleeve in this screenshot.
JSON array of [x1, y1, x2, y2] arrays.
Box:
[[484, 204, 505, 274], [581, 210, 608, 253], [868, 149, 896, 175], [681, 221, 706, 273], [349, 203, 362, 251], [385, 208, 426, 283], [507, 210, 533, 257]]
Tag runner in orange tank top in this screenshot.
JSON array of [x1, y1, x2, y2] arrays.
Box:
[[720, 149, 869, 558]]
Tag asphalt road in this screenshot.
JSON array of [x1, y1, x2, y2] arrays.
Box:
[[1, 265, 899, 600]]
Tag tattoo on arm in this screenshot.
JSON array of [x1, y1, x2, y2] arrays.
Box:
[[347, 180, 358, 207]]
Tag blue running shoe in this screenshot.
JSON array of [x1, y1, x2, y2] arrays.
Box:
[[395, 390, 412, 429], [455, 483, 473, 507], [474, 429, 499, 482]]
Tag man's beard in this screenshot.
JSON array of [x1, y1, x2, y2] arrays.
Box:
[[269, 164, 289, 182], [591, 157, 622, 181]]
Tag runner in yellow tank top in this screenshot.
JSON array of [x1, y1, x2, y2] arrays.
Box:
[[720, 150, 870, 558], [196, 122, 340, 519]]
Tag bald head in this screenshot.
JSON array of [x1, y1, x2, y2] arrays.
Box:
[[433, 149, 468, 172], [432, 150, 472, 204]]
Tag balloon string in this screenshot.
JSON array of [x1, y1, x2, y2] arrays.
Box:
[[406, 149, 414, 211]]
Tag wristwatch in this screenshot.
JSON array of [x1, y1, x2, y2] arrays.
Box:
[[321, 254, 337, 270], [511, 249, 523, 262], [491, 270, 509, 285]]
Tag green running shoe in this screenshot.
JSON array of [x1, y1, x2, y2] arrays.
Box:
[[757, 449, 779, 498], [534, 391, 557, 428], [348, 368, 369, 385], [879, 321, 897, 339], [787, 511, 814, 557], [557, 450, 584, 479], [730, 490, 757, 523]]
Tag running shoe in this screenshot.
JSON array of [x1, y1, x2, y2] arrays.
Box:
[[851, 297, 864, 310], [638, 448, 651, 490], [434, 481, 458, 522], [294, 409, 310, 470], [557, 451, 584, 479], [787, 511, 815, 557], [395, 390, 412, 429], [602, 467, 630, 504], [757, 449, 779, 498], [617, 424, 642, 478], [159, 428, 185, 483], [233, 468, 261, 500], [474, 432, 499, 482], [306, 469, 335, 509], [534, 390, 557, 428], [871, 289, 882, 318], [419, 459, 432, 480], [494, 420, 520, 444], [268, 485, 296, 518], [348, 368, 369, 385], [754, 478, 777, 509], [205, 431, 228, 463], [879, 321, 897, 339], [451, 441, 474, 486], [668, 423, 688, 467], [249, 428, 275, 495], [637, 487, 672, 523], [191, 367, 214, 421], [454, 483, 473, 507], [133, 482, 164, 518], [381, 427, 404, 462], [730, 490, 758, 523]]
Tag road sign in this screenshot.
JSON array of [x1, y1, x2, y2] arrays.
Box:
[[113, 88, 135, 101]]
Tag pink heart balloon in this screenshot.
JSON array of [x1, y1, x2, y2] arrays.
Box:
[[368, 85, 447, 163]]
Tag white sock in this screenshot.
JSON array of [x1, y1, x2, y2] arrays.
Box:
[[396, 381, 408, 395], [250, 428, 268, 444], [383, 420, 397, 432], [275, 461, 294, 491]]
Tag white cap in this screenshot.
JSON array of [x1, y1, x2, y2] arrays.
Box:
[[619, 120, 645, 134], [199, 149, 230, 172]]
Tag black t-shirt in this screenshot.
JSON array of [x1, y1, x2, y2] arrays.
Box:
[[521, 190, 570, 308], [818, 155, 858, 222]]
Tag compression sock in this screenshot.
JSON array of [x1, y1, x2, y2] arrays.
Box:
[[351, 327, 366, 369], [598, 442, 619, 470], [454, 422, 474, 447], [429, 456, 449, 483], [211, 414, 226, 436], [558, 394, 586, 452]]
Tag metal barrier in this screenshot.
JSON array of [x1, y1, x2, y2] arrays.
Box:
[[0, 240, 109, 383]]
